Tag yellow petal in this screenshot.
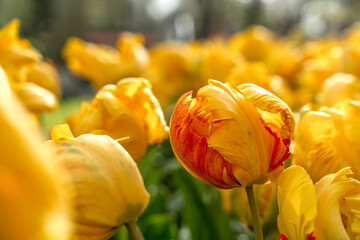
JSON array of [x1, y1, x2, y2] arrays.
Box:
[[236, 83, 295, 141], [51, 124, 74, 140], [294, 109, 346, 182], [14, 82, 58, 113], [318, 73, 360, 107], [0, 66, 70, 240], [314, 167, 360, 240], [277, 165, 317, 240]]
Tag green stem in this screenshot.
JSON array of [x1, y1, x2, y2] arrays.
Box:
[[245, 185, 264, 240], [125, 220, 144, 240]]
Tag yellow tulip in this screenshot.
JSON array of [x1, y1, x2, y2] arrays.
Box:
[[143, 42, 196, 107], [278, 166, 360, 240], [317, 73, 360, 107], [48, 124, 150, 240], [338, 25, 360, 77], [67, 77, 168, 161], [198, 38, 238, 83], [226, 62, 293, 107], [0, 67, 69, 240], [294, 100, 360, 182], [0, 19, 41, 66], [228, 26, 275, 61], [170, 80, 295, 188], [63, 32, 149, 90], [0, 19, 60, 113]]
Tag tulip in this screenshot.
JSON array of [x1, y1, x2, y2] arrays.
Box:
[[317, 73, 360, 107], [226, 62, 293, 107], [170, 80, 295, 188], [293, 100, 360, 182], [0, 19, 41, 66], [228, 26, 275, 61], [277, 165, 360, 240], [48, 124, 150, 240], [62, 32, 149, 89], [67, 77, 168, 161], [143, 42, 196, 107], [0, 67, 70, 240], [0, 19, 60, 114]]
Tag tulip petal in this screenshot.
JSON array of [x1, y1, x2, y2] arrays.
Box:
[[277, 165, 317, 240], [236, 83, 295, 141], [314, 167, 360, 240]]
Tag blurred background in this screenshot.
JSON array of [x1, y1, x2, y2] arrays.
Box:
[[1, 0, 360, 239], [2, 0, 360, 98], [1, 0, 360, 97]]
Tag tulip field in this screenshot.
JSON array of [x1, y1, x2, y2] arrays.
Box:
[[1, 17, 360, 240]]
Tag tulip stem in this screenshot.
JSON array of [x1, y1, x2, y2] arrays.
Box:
[[125, 220, 144, 240], [245, 185, 264, 240]]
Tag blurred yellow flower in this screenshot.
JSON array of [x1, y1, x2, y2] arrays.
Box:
[[0, 19, 60, 114], [63, 32, 149, 90], [338, 24, 360, 77], [170, 80, 294, 188], [228, 26, 275, 61], [197, 38, 239, 84], [317, 73, 360, 107], [0, 67, 69, 240], [278, 166, 360, 240], [67, 77, 168, 161], [294, 100, 360, 182], [264, 40, 303, 79], [48, 124, 150, 240], [226, 62, 293, 107]]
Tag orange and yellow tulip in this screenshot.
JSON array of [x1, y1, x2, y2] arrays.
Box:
[[170, 80, 295, 188]]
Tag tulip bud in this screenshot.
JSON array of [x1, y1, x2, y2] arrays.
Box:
[[67, 77, 168, 161], [170, 80, 295, 188], [48, 124, 150, 240]]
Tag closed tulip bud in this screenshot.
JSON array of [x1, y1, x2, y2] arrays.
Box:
[[278, 166, 360, 240], [48, 124, 150, 240], [294, 100, 360, 182], [170, 80, 295, 188], [0, 67, 70, 240], [67, 77, 168, 161]]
